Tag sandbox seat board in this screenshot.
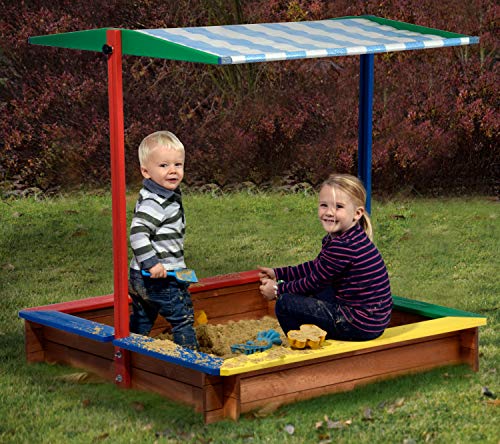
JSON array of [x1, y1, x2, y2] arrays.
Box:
[[392, 295, 485, 319], [220, 316, 487, 375], [18, 309, 115, 342], [113, 334, 223, 375]]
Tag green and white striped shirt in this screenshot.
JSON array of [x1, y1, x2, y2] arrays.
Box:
[[129, 179, 186, 272]]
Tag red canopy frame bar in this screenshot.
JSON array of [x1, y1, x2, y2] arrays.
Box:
[[105, 29, 131, 386]]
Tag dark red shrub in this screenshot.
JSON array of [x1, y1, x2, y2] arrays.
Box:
[[0, 0, 497, 194]]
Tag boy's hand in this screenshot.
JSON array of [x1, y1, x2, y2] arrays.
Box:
[[148, 263, 166, 279], [260, 279, 277, 301], [258, 266, 276, 282]]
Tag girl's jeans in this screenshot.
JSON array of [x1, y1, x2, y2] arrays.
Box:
[[128, 269, 199, 350], [275, 287, 383, 341]]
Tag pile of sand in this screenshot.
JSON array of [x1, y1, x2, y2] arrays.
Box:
[[157, 316, 287, 359]]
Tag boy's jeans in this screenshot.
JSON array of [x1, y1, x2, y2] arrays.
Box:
[[275, 286, 383, 341], [128, 269, 199, 350]]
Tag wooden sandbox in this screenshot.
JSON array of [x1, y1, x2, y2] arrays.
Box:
[[19, 270, 486, 424]]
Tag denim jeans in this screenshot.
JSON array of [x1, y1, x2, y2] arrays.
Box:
[[275, 286, 383, 341], [128, 269, 199, 350]]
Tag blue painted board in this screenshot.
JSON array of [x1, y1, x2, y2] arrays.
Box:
[[113, 334, 223, 375], [19, 310, 115, 342]]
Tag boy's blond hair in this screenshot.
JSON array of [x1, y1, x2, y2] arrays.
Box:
[[321, 173, 373, 240], [138, 131, 184, 166]]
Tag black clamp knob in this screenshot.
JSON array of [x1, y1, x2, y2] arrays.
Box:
[[102, 44, 113, 56]]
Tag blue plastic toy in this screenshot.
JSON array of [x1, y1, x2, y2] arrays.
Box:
[[141, 268, 198, 283], [230, 329, 282, 355]]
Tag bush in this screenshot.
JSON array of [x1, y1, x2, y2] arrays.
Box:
[[0, 0, 498, 194]]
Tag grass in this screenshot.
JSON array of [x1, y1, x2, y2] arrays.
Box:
[[0, 191, 498, 443]]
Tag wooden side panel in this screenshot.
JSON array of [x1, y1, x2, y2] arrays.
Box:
[[73, 282, 268, 334], [24, 322, 45, 363], [192, 287, 266, 321], [389, 310, 428, 327], [130, 352, 206, 386], [43, 327, 114, 358], [202, 375, 225, 421], [192, 282, 259, 299], [460, 327, 479, 371], [223, 375, 241, 422], [78, 307, 116, 325], [131, 367, 204, 410], [43, 340, 115, 380], [202, 375, 241, 424], [129, 368, 224, 413], [238, 334, 462, 411]]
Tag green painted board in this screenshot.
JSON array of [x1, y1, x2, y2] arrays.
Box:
[[393, 295, 485, 319]]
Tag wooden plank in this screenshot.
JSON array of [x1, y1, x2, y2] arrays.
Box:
[[389, 310, 428, 326], [131, 367, 203, 410], [267, 300, 276, 317], [192, 289, 266, 319], [43, 340, 115, 380], [21, 294, 116, 314], [220, 317, 486, 376], [460, 327, 479, 371], [238, 335, 462, 404], [113, 335, 223, 375], [130, 352, 207, 386], [43, 327, 115, 359], [393, 295, 485, 319], [78, 308, 116, 324], [204, 409, 227, 424], [192, 283, 260, 301], [19, 310, 115, 342], [202, 374, 225, 413], [222, 375, 241, 421], [222, 331, 460, 382], [190, 270, 260, 294], [240, 357, 462, 413], [24, 322, 45, 363], [202, 309, 270, 325]]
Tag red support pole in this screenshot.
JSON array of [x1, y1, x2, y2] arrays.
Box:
[[106, 29, 131, 387]]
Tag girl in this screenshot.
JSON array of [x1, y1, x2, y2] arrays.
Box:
[[259, 174, 392, 341]]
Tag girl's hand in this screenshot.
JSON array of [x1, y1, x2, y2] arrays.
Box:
[[258, 266, 276, 282], [259, 279, 277, 301], [148, 263, 166, 279]]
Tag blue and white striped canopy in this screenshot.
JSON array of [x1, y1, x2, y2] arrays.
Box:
[[29, 16, 478, 65], [138, 17, 478, 64]]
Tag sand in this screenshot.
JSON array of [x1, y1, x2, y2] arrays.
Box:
[[157, 316, 288, 359]]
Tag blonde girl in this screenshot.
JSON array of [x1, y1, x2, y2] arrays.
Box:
[[259, 174, 392, 341]]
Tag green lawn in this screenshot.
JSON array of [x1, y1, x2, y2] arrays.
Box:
[[0, 191, 498, 443]]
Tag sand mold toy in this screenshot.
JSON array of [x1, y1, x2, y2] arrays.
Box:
[[287, 324, 327, 349], [231, 329, 282, 355]]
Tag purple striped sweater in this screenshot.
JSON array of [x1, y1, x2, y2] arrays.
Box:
[[274, 224, 392, 334]]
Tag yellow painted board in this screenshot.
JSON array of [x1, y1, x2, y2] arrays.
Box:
[[220, 316, 486, 376]]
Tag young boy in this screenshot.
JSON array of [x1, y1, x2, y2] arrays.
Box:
[[128, 130, 199, 350]]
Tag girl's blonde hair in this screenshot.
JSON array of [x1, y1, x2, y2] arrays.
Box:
[[321, 173, 373, 240], [138, 130, 184, 166]]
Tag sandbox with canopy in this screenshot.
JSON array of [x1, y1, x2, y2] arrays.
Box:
[[19, 16, 486, 423]]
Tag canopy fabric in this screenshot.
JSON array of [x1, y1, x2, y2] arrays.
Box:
[[29, 15, 478, 64]]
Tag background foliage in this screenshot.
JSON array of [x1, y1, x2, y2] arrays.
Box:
[[0, 0, 498, 194]]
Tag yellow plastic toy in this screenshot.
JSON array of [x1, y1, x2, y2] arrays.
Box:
[[287, 324, 327, 349]]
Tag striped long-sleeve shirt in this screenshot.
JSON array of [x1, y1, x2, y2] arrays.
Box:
[[129, 179, 186, 272], [274, 224, 392, 334]]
